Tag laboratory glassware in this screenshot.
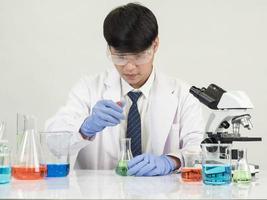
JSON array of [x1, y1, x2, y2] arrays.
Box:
[[16, 113, 26, 153], [12, 115, 47, 180], [0, 140, 11, 184], [0, 121, 7, 140], [40, 131, 72, 177], [116, 138, 133, 176], [233, 148, 251, 183], [201, 143, 232, 185], [181, 149, 202, 182]]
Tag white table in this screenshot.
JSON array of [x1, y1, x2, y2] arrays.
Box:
[[0, 170, 266, 199]]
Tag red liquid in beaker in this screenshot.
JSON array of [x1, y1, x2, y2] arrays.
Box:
[[181, 168, 202, 182], [12, 165, 47, 180]]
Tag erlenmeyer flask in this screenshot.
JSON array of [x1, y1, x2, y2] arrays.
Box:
[[233, 148, 251, 183], [12, 115, 47, 180], [115, 138, 133, 176]]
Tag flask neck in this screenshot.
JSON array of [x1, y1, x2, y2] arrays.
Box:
[[238, 149, 247, 161], [120, 138, 133, 160], [24, 116, 37, 132]]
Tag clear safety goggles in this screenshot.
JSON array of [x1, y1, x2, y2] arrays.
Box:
[[107, 45, 154, 65]]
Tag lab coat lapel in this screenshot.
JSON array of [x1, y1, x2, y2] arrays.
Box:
[[102, 68, 122, 159], [148, 73, 178, 155]]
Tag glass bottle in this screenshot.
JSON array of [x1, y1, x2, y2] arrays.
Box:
[[115, 138, 133, 176], [12, 115, 47, 180], [0, 139, 11, 184], [233, 148, 251, 183]]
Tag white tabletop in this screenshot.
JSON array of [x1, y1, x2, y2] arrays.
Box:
[[0, 170, 266, 199]]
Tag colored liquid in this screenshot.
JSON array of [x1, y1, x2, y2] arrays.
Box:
[[203, 164, 231, 185], [0, 166, 11, 184], [115, 160, 128, 176], [181, 167, 202, 182], [233, 170, 251, 183], [12, 165, 47, 180], [46, 163, 70, 177]]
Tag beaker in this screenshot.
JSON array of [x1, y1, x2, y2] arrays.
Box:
[[40, 131, 71, 177], [181, 149, 202, 182], [201, 143, 232, 185], [233, 148, 251, 183], [115, 138, 133, 176], [12, 115, 47, 180], [0, 140, 11, 184]]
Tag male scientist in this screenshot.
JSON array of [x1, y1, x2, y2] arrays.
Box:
[[45, 3, 204, 176]]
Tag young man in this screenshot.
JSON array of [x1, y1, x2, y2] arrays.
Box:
[[45, 3, 203, 176]]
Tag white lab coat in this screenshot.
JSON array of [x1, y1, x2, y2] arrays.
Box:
[[45, 67, 204, 170]]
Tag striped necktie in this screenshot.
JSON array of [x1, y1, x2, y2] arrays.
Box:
[[126, 91, 142, 157]]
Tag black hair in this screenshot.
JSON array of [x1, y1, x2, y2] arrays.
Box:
[[103, 3, 158, 53]]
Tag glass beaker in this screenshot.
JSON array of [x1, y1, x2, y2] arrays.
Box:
[[233, 148, 251, 183], [12, 115, 47, 180], [115, 138, 133, 176], [201, 143, 232, 185], [0, 140, 11, 184], [40, 131, 71, 177], [181, 149, 202, 182]]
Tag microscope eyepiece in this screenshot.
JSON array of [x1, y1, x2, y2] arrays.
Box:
[[190, 84, 226, 109]]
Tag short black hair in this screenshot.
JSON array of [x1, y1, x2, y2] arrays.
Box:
[[103, 3, 158, 53]]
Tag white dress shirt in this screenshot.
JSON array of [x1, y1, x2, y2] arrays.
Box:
[[119, 67, 155, 153]]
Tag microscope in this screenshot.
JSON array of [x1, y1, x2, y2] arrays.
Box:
[[190, 84, 262, 175]]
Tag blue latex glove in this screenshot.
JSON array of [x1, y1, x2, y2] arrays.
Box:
[[127, 154, 176, 176], [80, 100, 125, 136]]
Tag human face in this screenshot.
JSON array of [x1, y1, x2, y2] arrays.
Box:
[[108, 38, 159, 88]]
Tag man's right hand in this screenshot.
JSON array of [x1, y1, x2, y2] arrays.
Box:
[[80, 100, 125, 137]]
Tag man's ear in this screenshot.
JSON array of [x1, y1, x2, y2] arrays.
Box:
[[154, 37, 159, 52]]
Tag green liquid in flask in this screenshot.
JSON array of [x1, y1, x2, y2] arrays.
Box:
[[115, 160, 128, 176], [233, 148, 252, 183], [233, 170, 251, 183]]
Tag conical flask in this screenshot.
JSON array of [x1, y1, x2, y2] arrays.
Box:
[[12, 115, 47, 180], [233, 148, 251, 183], [115, 138, 133, 176]]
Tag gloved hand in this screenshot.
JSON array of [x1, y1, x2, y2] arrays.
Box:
[[80, 100, 125, 136], [127, 154, 176, 176]]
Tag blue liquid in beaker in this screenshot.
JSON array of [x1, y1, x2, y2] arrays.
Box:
[[0, 166, 11, 184], [203, 164, 231, 185], [46, 163, 70, 177]]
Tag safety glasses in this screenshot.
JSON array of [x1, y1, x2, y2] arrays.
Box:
[[107, 45, 154, 65]]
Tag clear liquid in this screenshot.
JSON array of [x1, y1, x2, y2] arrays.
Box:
[[203, 164, 231, 185], [115, 160, 128, 176], [233, 170, 251, 183], [0, 166, 11, 184], [46, 163, 70, 177]]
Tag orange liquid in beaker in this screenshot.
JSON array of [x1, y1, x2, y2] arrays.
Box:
[[12, 165, 47, 180], [181, 168, 202, 182]]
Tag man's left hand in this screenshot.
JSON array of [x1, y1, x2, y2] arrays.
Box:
[[127, 154, 176, 176]]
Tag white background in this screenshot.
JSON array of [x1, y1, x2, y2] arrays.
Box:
[[0, 0, 266, 168]]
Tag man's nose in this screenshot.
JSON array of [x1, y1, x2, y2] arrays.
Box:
[[123, 61, 136, 72]]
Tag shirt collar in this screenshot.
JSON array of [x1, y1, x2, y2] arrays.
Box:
[[121, 67, 155, 99]]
